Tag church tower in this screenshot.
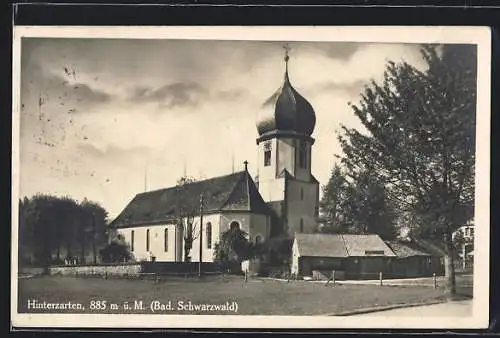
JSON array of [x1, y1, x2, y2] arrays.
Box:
[[255, 46, 320, 237]]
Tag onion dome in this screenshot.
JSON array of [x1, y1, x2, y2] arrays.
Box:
[[256, 48, 316, 138]]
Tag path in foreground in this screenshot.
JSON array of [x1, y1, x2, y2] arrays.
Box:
[[354, 300, 472, 317]]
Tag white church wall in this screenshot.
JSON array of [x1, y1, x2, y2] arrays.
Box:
[[184, 213, 220, 263], [286, 179, 319, 235], [117, 224, 177, 262]]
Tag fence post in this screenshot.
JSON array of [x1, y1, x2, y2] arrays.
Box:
[[433, 273, 437, 289], [379, 271, 383, 286]]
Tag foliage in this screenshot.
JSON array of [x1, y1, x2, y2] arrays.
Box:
[[99, 241, 133, 263], [319, 166, 397, 239], [337, 44, 477, 296], [174, 176, 200, 262], [213, 227, 259, 267], [318, 164, 348, 233], [342, 169, 398, 240], [18, 194, 109, 268]]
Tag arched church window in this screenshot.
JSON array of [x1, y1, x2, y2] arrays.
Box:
[[206, 222, 212, 249], [130, 230, 135, 252], [255, 235, 262, 245], [230, 221, 240, 231], [298, 141, 308, 169], [146, 229, 150, 252], [300, 219, 304, 233], [264, 141, 272, 167], [164, 228, 168, 252]]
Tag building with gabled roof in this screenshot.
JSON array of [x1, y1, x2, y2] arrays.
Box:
[[385, 240, 444, 277], [291, 233, 396, 278], [109, 48, 320, 264], [110, 168, 273, 263]]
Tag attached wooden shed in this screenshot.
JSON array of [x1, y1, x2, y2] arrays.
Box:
[[291, 233, 396, 279]]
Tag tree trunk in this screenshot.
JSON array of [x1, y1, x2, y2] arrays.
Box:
[[443, 231, 456, 299]]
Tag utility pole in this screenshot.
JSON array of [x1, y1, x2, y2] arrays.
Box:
[[92, 212, 97, 264], [198, 193, 204, 277]]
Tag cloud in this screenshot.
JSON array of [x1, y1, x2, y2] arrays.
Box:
[[22, 64, 112, 111], [76, 143, 151, 161], [309, 79, 369, 99], [128, 82, 208, 108]]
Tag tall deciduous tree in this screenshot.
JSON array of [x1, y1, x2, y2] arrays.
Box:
[[18, 194, 110, 269], [174, 176, 200, 262], [338, 44, 476, 297]]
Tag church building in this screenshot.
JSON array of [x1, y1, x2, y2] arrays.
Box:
[[109, 49, 320, 263]]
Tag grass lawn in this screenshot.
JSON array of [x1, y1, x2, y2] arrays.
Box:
[[16, 274, 464, 316]]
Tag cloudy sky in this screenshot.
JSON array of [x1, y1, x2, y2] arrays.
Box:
[[18, 38, 428, 218]]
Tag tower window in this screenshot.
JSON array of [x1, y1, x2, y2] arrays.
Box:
[[299, 141, 308, 169], [164, 228, 168, 252], [264, 141, 272, 167], [255, 235, 262, 245], [264, 150, 271, 166], [300, 188, 304, 200], [146, 229, 150, 252], [206, 222, 212, 249], [300, 219, 304, 233]]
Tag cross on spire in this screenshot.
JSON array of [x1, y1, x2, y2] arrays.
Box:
[[283, 43, 291, 62], [283, 43, 291, 76]]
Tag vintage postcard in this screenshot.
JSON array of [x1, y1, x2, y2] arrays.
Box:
[[11, 26, 491, 329]]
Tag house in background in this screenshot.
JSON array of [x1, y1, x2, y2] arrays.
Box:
[[453, 223, 475, 270], [291, 233, 396, 279]]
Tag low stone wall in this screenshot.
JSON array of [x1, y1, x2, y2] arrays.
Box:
[[49, 263, 143, 277]]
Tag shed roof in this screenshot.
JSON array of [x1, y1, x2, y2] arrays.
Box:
[[110, 170, 270, 228], [294, 233, 396, 258], [295, 233, 348, 258], [385, 241, 431, 258]]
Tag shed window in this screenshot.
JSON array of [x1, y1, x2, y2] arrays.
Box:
[[365, 250, 384, 255], [206, 222, 212, 249]]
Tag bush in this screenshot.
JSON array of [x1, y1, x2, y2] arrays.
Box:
[[99, 241, 132, 263]]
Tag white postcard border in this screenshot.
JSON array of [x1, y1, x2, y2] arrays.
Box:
[[11, 25, 491, 329]]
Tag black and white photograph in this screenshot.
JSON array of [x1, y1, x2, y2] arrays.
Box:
[[11, 26, 490, 329]]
